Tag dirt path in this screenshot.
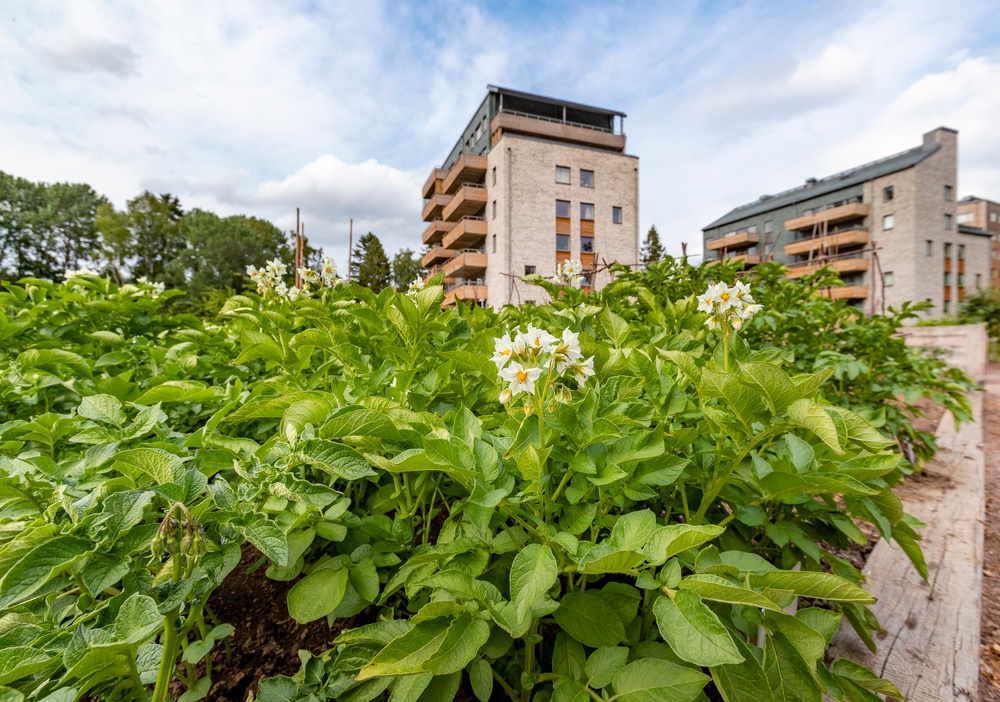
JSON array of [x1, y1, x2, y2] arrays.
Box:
[[980, 363, 1000, 699]]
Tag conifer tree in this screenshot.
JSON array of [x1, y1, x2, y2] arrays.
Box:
[[350, 232, 391, 291], [641, 224, 665, 263]]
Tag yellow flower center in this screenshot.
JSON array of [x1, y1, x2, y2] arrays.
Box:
[[721, 292, 729, 301], [517, 370, 528, 382], [501, 349, 511, 357]]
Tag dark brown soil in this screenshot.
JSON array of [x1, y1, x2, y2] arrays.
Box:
[[980, 368, 1000, 700], [195, 545, 369, 701]]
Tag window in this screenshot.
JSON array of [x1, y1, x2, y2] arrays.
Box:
[[991, 212, 998, 223], [883, 214, 895, 230], [580, 203, 595, 221], [944, 300, 950, 314], [556, 234, 570, 252], [958, 273, 965, 286], [581, 236, 594, 253], [556, 200, 570, 218], [492, 234, 497, 253], [926, 239, 933, 256], [976, 273, 982, 287], [944, 185, 953, 201], [580, 170, 594, 188], [612, 206, 622, 224], [883, 186, 894, 201], [944, 243, 952, 258], [555, 166, 570, 185], [944, 213, 952, 229], [524, 265, 536, 275], [492, 167, 497, 186], [884, 271, 894, 287], [958, 244, 965, 259], [957, 212, 974, 224], [492, 200, 497, 219], [944, 272, 951, 286], [764, 220, 773, 235]]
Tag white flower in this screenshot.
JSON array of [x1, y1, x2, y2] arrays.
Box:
[[697, 288, 717, 314], [554, 259, 585, 287], [554, 328, 583, 373], [320, 257, 338, 280], [732, 281, 754, 304], [246, 265, 259, 278], [274, 281, 288, 296], [499, 388, 513, 404], [706, 315, 722, 331], [522, 324, 558, 354], [287, 286, 301, 301], [571, 357, 595, 387], [499, 362, 543, 396], [265, 259, 287, 277], [492, 333, 517, 370], [737, 302, 763, 319]]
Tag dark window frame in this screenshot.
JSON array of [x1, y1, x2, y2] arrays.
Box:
[[580, 169, 595, 188]]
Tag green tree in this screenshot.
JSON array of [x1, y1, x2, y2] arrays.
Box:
[[351, 232, 391, 291], [391, 248, 424, 289], [183, 210, 291, 294], [961, 287, 1000, 347], [95, 203, 131, 281], [127, 191, 186, 283], [641, 224, 665, 264]]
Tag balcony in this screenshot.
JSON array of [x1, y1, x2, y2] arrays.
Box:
[[818, 285, 869, 300], [785, 202, 871, 232], [421, 246, 457, 268], [422, 168, 447, 199], [490, 112, 626, 152], [706, 231, 760, 252], [442, 154, 488, 194], [422, 194, 451, 222], [443, 217, 488, 249], [785, 255, 869, 279], [422, 219, 450, 246], [443, 251, 487, 278], [442, 184, 488, 222], [444, 283, 488, 307], [709, 253, 761, 268], [784, 228, 869, 256]]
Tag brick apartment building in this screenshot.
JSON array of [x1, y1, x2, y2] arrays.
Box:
[[420, 86, 639, 308], [956, 196, 1000, 290], [702, 128, 991, 318]]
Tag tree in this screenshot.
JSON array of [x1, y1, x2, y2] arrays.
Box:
[[641, 224, 665, 264], [95, 203, 131, 281], [351, 232, 391, 291], [127, 191, 186, 284], [391, 248, 424, 289], [183, 210, 291, 294]]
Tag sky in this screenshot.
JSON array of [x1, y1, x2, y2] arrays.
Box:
[[2, 0, 1000, 263]]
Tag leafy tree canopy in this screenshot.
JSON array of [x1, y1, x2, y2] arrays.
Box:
[[351, 232, 391, 292], [391, 248, 424, 290]]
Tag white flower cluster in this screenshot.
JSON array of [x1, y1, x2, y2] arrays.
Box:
[[491, 325, 595, 404], [554, 259, 585, 287], [246, 256, 340, 300], [136, 276, 166, 299], [63, 267, 98, 280], [697, 281, 763, 331], [405, 277, 425, 298]]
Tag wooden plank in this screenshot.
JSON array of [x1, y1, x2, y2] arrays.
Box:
[[828, 392, 984, 701]]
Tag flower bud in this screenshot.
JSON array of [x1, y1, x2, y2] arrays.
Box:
[[499, 388, 513, 404]]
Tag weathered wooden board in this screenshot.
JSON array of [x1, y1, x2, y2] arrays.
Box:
[[828, 391, 985, 701]]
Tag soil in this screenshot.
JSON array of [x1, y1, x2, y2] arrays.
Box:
[[980, 367, 1000, 700], [190, 544, 370, 701]]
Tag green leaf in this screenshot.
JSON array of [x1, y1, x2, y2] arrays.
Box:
[[232, 519, 288, 566], [134, 380, 216, 404], [612, 657, 710, 702], [18, 348, 91, 378], [469, 660, 493, 702], [678, 574, 783, 612], [763, 632, 821, 702], [321, 407, 398, 440], [830, 659, 904, 698], [439, 350, 497, 377], [578, 549, 644, 575], [299, 439, 376, 480], [113, 447, 183, 484], [610, 509, 657, 551], [510, 544, 558, 623], [115, 594, 162, 643], [0, 536, 92, 608], [78, 394, 126, 426], [825, 407, 895, 452], [283, 398, 335, 435], [0, 686, 26, 702], [644, 524, 725, 566], [0, 647, 50, 686], [763, 611, 826, 664], [356, 614, 486, 680], [422, 613, 490, 675], [256, 676, 300, 702], [287, 567, 349, 623], [738, 361, 798, 415], [586, 646, 629, 689], [787, 399, 842, 453], [552, 591, 626, 648], [389, 672, 432, 702], [749, 571, 875, 603], [653, 590, 743, 667], [711, 636, 775, 702]]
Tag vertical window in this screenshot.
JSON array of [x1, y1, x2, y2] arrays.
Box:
[[492, 234, 496, 253], [883, 186, 894, 201], [580, 203, 595, 221], [581, 236, 594, 253], [883, 214, 895, 230], [580, 170, 594, 188], [958, 244, 965, 259], [555, 166, 570, 184], [944, 213, 952, 229], [958, 273, 965, 286], [556, 235, 570, 252], [524, 265, 536, 275], [991, 212, 998, 223], [492, 200, 497, 219], [944, 243, 952, 258], [556, 200, 570, 218], [944, 185, 953, 201], [926, 239, 933, 256], [884, 271, 894, 287], [764, 220, 774, 235], [612, 206, 622, 224], [492, 167, 497, 185], [976, 273, 982, 287], [944, 300, 950, 314], [944, 272, 951, 286]]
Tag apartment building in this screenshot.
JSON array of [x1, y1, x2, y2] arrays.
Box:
[[702, 128, 991, 318], [956, 196, 1000, 290], [420, 86, 639, 308]]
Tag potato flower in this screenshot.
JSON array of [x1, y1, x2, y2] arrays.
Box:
[[491, 324, 595, 407], [699, 281, 761, 330], [500, 362, 543, 396]]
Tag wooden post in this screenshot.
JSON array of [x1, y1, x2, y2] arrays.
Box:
[[295, 208, 302, 289], [347, 218, 353, 283]]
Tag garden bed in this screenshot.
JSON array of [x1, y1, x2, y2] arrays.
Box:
[[980, 365, 1000, 700]]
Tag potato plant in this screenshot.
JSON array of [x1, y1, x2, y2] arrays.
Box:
[[0, 266, 970, 702]]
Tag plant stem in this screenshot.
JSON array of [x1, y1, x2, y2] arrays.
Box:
[[151, 612, 179, 702], [520, 619, 539, 702], [492, 668, 519, 702]]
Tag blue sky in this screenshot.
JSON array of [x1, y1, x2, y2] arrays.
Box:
[[3, 0, 1000, 264]]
